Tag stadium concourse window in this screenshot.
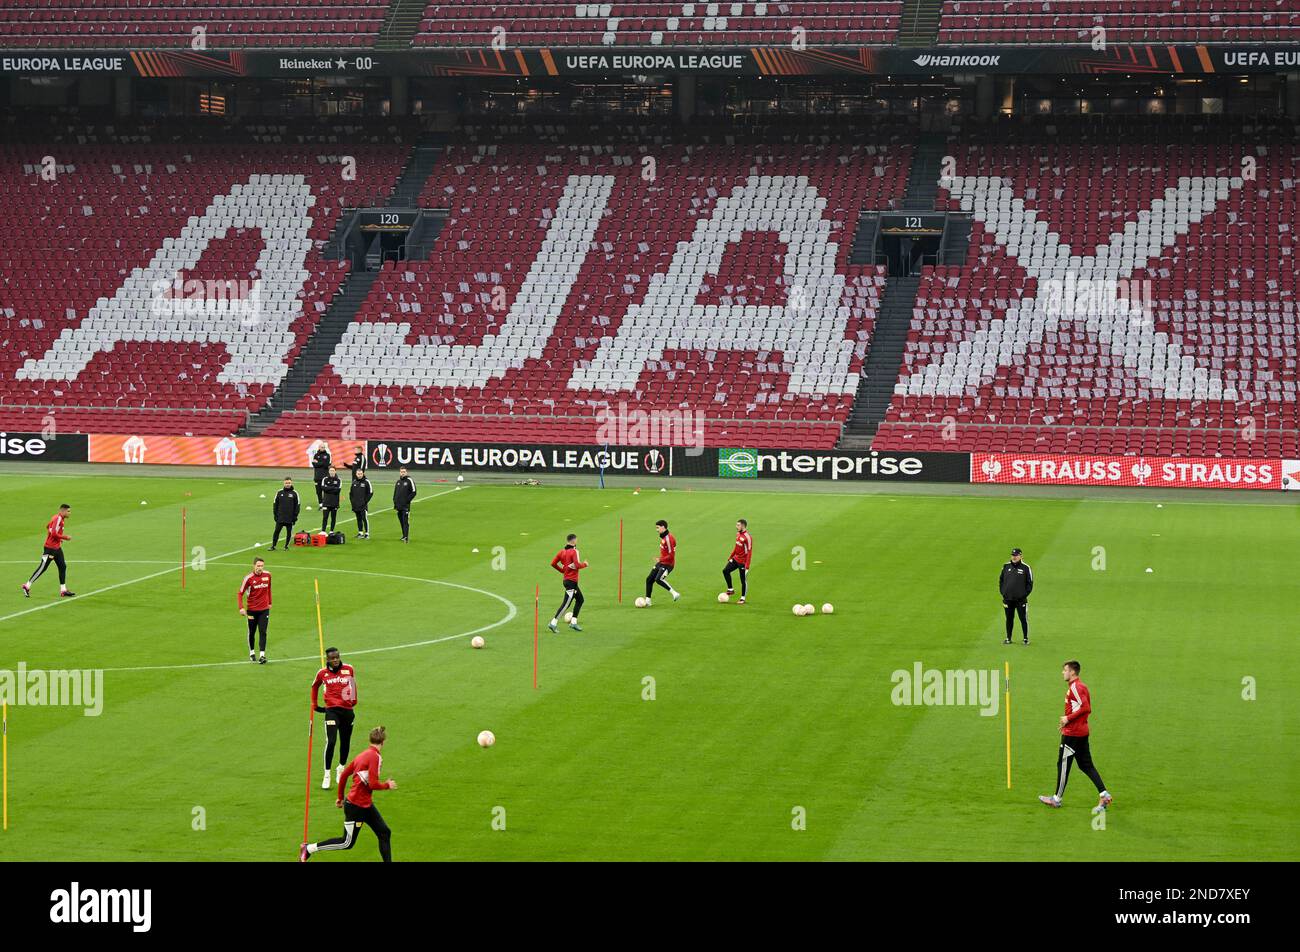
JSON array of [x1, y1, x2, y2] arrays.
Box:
[[443, 77, 970, 120], [450, 78, 675, 118], [719, 77, 970, 117], [134, 77, 391, 118], [1012, 76, 1282, 117]]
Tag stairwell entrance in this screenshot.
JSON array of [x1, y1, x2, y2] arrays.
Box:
[[878, 212, 947, 277]]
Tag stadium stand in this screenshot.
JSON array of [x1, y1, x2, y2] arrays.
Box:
[[414, 2, 905, 47], [0, 0, 1290, 50], [5, 107, 1297, 457], [0, 1, 390, 49], [938, 0, 1300, 44], [0, 120, 411, 435], [873, 116, 1300, 458], [264, 120, 913, 448]]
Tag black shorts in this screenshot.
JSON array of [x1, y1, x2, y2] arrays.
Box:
[[1061, 733, 1093, 765], [342, 801, 385, 826], [325, 706, 355, 729], [652, 563, 673, 576], [563, 579, 580, 591], [724, 559, 746, 573]]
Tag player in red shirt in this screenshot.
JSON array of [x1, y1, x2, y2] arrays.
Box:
[[722, 519, 752, 604], [312, 647, 358, 789], [300, 725, 398, 863], [21, 504, 76, 599], [547, 533, 588, 633], [642, 519, 681, 606], [237, 557, 272, 664], [1039, 660, 1113, 813]]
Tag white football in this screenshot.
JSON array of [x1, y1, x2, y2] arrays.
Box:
[[471, 636, 485, 649], [821, 603, 834, 615], [477, 730, 495, 748], [563, 612, 574, 623], [634, 597, 648, 608], [457, 475, 464, 482], [804, 604, 816, 614], [717, 592, 730, 603], [792, 604, 805, 616]]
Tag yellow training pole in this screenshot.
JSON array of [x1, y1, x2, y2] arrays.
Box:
[[3, 701, 8, 830], [1004, 662, 1012, 789], [314, 579, 326, 668]]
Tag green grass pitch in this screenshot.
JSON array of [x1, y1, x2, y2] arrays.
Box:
[[0, 466, 1294, 861]]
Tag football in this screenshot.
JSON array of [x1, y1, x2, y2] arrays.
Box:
[[634, 597, 648, 608], [821, 603, 834, 615], [477, 730, 496, 748], [717, 592, 730, 603], [471, 636, 485, 649]]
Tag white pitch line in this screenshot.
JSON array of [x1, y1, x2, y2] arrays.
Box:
[[104, 565, 517, 673], [0, 485, 466, 625], [0, 560, 176, 566], [0, 541, 263, 625]]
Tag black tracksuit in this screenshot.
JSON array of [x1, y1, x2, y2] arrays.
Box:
[[320, 475, 342, 532], [350, 475, 374, 535], [347, 451, 366, 479], [272, 487, 301, 549], [311, 449, 332, 504], [393, 475, 416, 540], [999, 559, 1034, 641]]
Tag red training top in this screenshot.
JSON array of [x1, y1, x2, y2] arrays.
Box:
[[1061, 678, 1093, 737], [237, 570, 272, 612], [312, 664, 357, 710], [729, 530, 752, 569], [44, 513, 70, 550], [551, 546, 588, 582], [658, 532, 676, 568], [338, 745, 393, 808]]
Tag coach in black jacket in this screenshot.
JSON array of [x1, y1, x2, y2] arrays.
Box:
[[311, 446, 332, 504], [393, 467, 416, 543], [272, 478, 301, 551], [347, 448, 366, 479], [350, 470, 374, 539], [320, 467, 342, 533], [999, 548, 1033, 645]]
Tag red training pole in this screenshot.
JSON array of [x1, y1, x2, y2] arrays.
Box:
[[302, 704, 316, 846], [533, 584, 539, 690], [618, 519, 623, 604], [180, 507, 187, 589]]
